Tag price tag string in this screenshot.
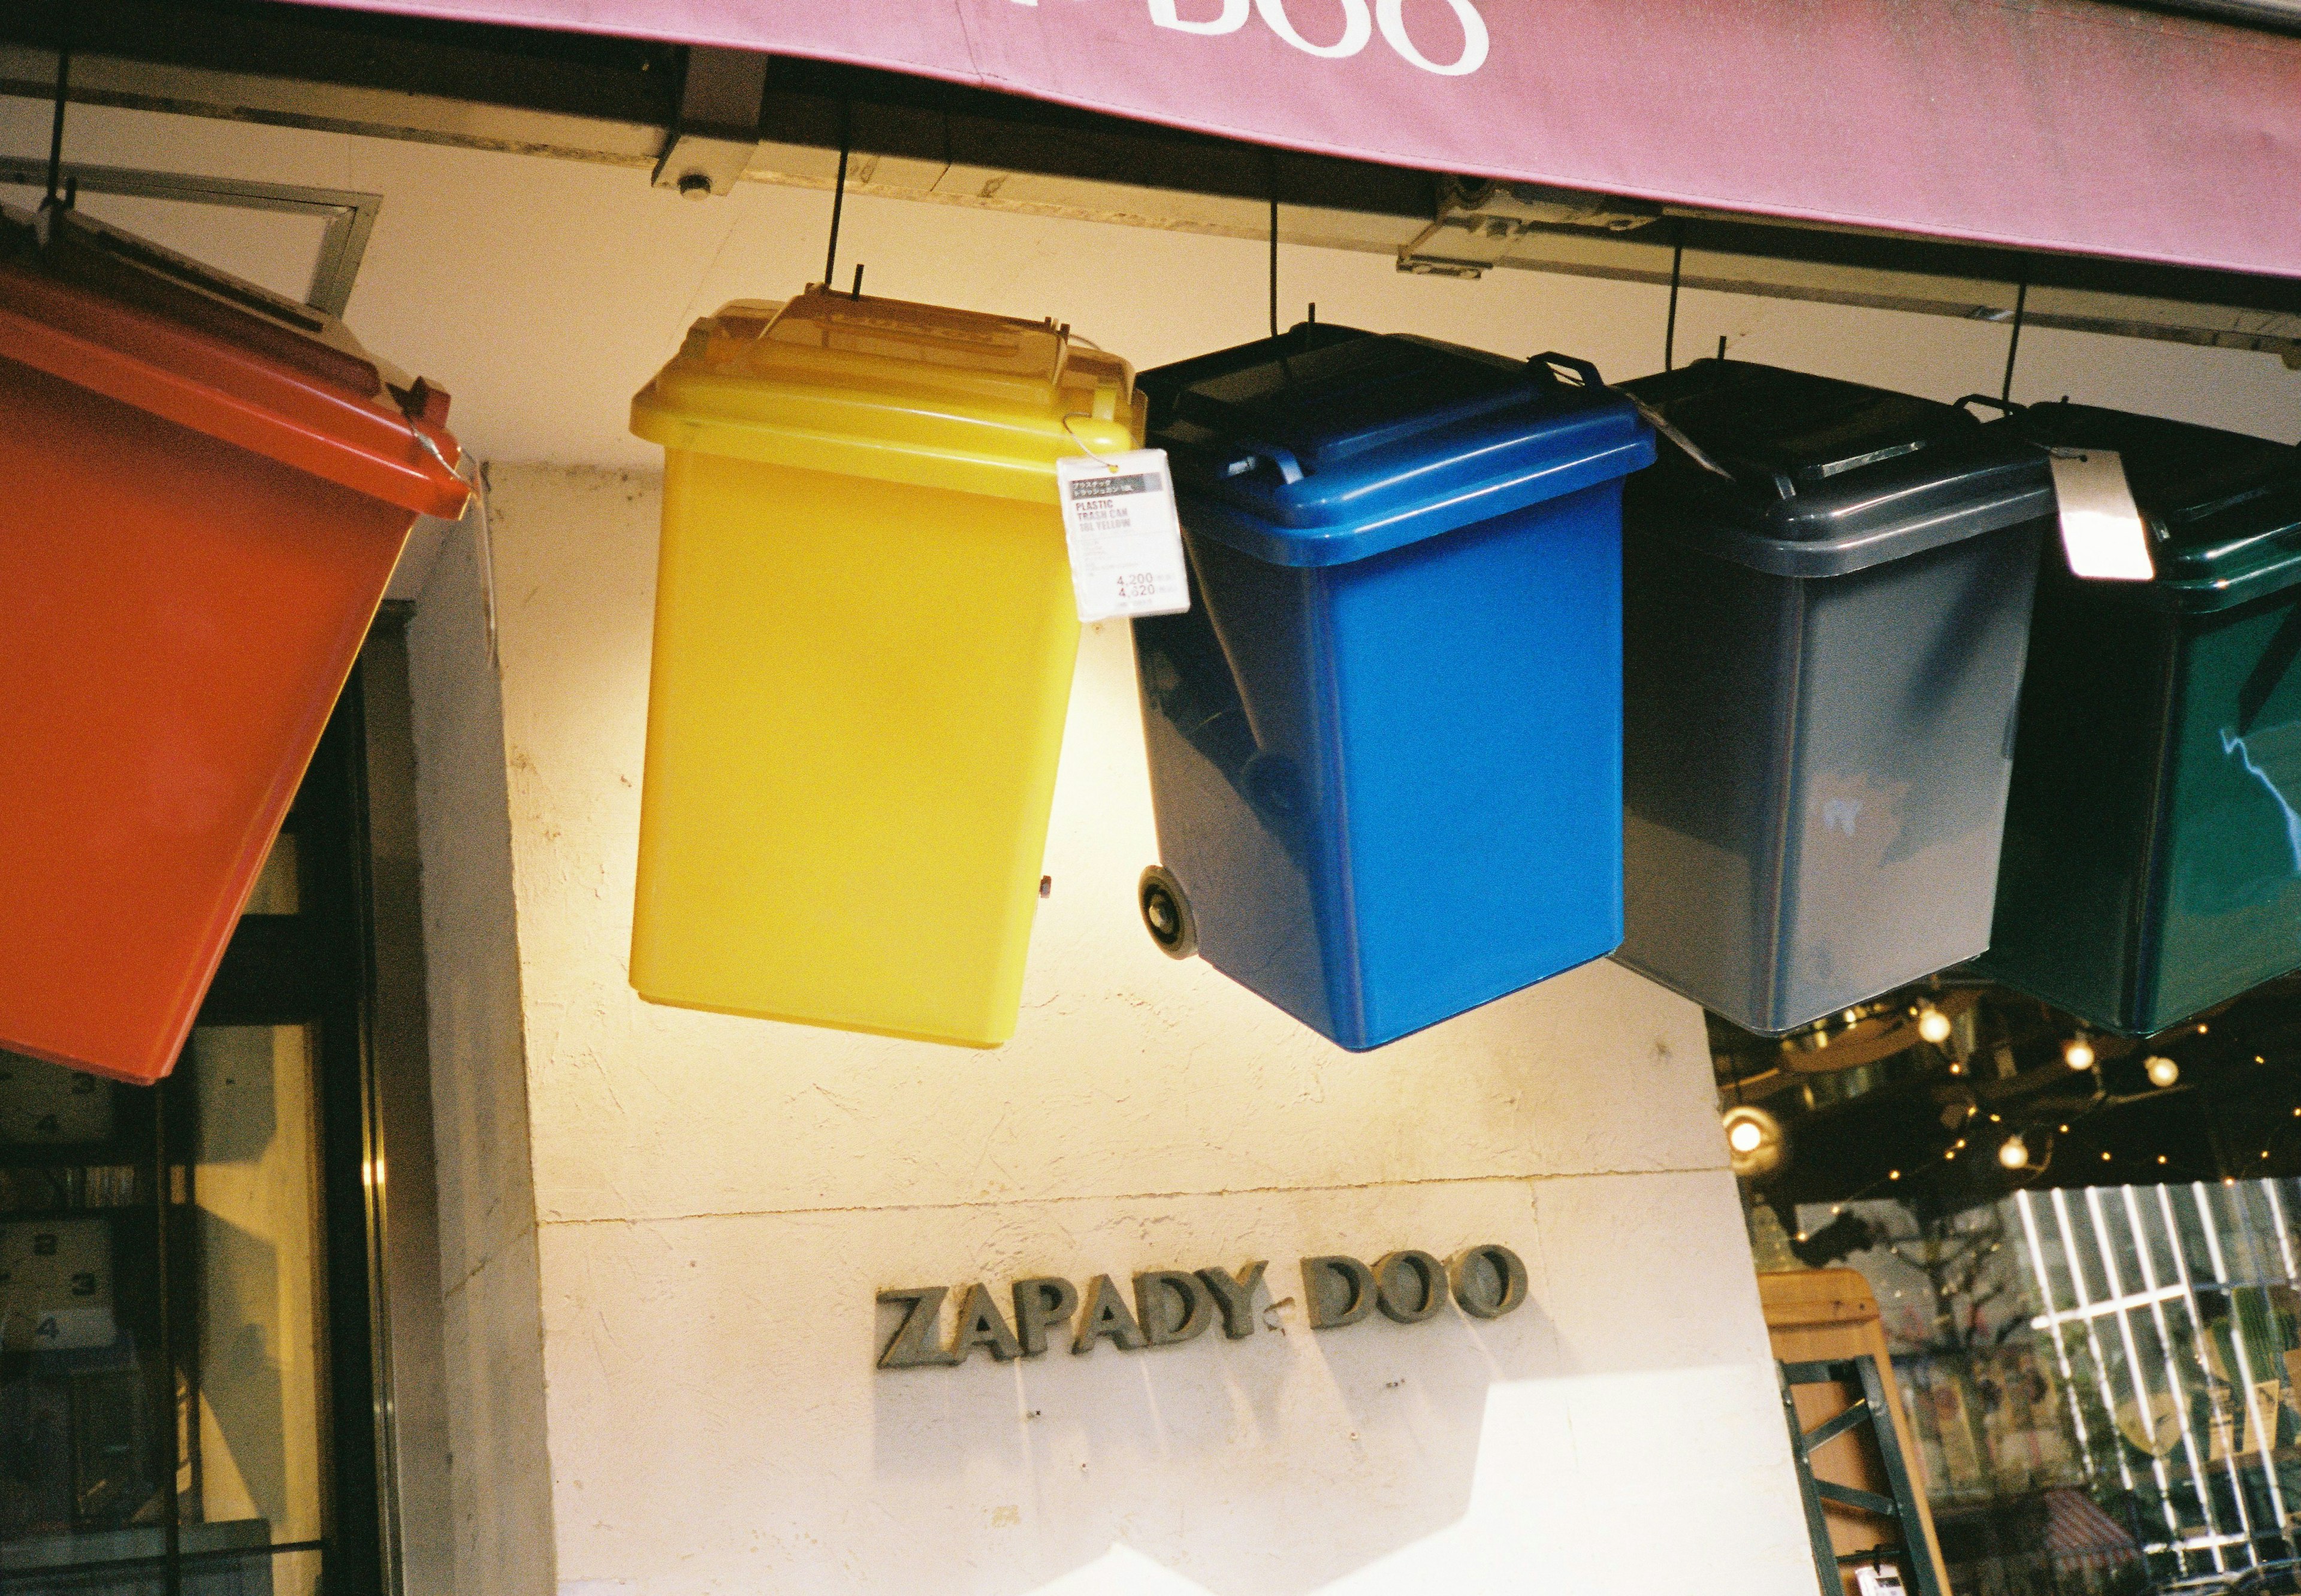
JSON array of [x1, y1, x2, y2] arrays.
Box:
[[1062, 412, 1121, 474]]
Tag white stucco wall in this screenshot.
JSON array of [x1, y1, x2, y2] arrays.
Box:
[[467, 464, 1814, 1595]]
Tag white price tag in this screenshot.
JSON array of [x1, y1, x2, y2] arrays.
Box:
[[2049, 448, 2154, 582], [1058, 449, 1190, 623], [1855, 1563, 1909, 1596]]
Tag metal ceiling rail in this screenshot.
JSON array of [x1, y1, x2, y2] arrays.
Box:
[[4, 1, 2299, 364]]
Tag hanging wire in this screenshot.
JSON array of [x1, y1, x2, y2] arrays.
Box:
[[1267, 195, 1279, 340], [823, 97, 851, 291], [43, 17, 69, 210], [2000, 275, 2029, 406], [1663, 225, 1684, 372]]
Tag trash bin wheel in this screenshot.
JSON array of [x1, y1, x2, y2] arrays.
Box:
[[1139, 866, 1198, 960]]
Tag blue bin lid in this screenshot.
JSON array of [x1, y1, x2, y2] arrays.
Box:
[[1141, 325, 1654, 569], [1621, 359, 2055, 578]]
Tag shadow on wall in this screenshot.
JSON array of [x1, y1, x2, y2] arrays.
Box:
[[868, 1253, 1552, 1596]]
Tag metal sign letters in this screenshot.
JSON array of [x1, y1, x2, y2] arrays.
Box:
[[877, 1244, 1526, 1370]]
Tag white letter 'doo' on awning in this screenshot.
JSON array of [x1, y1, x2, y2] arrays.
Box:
[[1377, 0, 1488, 75], [1149, 0, 1251, 33], [1255, 0, 1373, 58]]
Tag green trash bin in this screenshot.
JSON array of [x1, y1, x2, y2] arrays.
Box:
[[1977, 402, 2301, 1035]]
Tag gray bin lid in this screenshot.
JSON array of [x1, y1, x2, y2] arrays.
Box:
[[1621, 359, 2056, 578]]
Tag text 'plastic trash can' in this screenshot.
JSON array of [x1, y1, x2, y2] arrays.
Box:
[[628, 289, 1143, 1047], [1617, 361, 2054, 1036], [1976, 404, 2301, 1035], [1130, 328, 1654, 1050], [0, 204, 470, 1083]]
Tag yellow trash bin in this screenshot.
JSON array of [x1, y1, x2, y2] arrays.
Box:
[[628, 288, 1143, 1046]]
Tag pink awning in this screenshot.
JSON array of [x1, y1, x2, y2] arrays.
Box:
[[286, 0, 2301, 280]]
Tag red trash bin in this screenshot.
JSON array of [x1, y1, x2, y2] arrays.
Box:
[[0, 205, 469, 1083]]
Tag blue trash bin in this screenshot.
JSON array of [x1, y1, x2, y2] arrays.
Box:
[[1130, 327, 1654, 1049]]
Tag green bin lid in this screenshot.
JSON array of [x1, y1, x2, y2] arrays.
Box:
[[1997, 402, 2301, 613]]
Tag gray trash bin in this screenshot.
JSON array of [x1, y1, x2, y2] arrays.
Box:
[[1615, 360, 2055, 1034]]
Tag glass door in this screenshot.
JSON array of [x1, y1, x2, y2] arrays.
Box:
[[1, 688, 386, 1596]]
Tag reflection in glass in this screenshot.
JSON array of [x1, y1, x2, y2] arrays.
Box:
[[238, 832, 300, 918], [1, 1029, 325, 1591], [1775, 1178, 2301, 1591], [189, 1026, 324, 1551]]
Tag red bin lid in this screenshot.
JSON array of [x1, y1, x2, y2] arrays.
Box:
[[0, 202, 469, 519]]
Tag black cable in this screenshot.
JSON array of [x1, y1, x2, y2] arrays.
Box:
[[823, 98, 851, 291], [2001, 276, 2029, 406], [1268, 195, 1279, 340], [1663, 228, 1684, 372], [43, 21, 68, 208]]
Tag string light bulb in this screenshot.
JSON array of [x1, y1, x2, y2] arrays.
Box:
[[1721, 1104, 1787, 1178], [2064, 1036, 2097, 1071], [2145, 1055, 2181, 1089], [1916, 1005, 1952, 1045], [1999, 1135, 2030, 1170]]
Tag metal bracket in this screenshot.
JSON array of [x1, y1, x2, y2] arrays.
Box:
[[1399, 175, 1659, 279], [1778, 1356, 1947, 1596], [651, 47, 768, 199], [0, 159, 378, 317]]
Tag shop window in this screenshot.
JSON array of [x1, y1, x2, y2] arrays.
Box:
[[1761, 1180, 2301, 1592], [1728, 978, 2301, 1593], [2, 691, 386, 1596]]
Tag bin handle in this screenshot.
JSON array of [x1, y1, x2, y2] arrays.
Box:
[[1954, 394, 2024, 418], [1239, 444, 1306, 485], [1530, 351, 1606, 390], [1530, 350, 1740, 484]]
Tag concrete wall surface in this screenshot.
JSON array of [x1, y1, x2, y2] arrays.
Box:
[[405, 506, 560, 1596], [476, 464, 1814, 1595]]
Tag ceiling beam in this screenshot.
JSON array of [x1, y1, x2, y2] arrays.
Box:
[[5, 1, 2297, 363]]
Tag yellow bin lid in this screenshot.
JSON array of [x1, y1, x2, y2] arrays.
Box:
[[631, 286, 1144, 503]]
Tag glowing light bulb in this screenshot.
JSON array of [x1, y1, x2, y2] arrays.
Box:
[[1917, 1005, 1952, 1045], [1889, 1169, 1901, 1180], [2145, 1055, 2180, 1089], [1720, 1105, 1786, 1177], [2064, 1036, 2097, 1071], [1999, 1136, 2030, 1170]]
